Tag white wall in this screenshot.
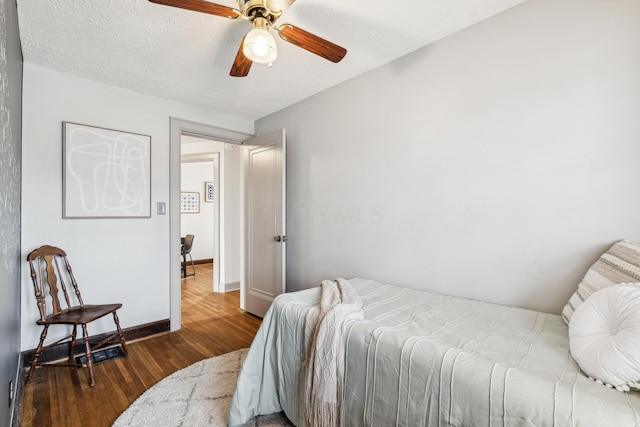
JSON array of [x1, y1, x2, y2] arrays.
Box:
[[21, 64, 253, 351], [257, 0, 640, 314], [223, 145, 242, 287], [181, 136, 243, 287], [181, 161, 215, 261]]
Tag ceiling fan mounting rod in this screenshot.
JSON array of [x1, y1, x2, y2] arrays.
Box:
[[251, 16, 270, 31]]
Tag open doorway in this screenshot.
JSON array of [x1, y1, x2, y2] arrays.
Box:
[[170, 118, 253, 332], [180, 135, 243, 318], [180, 141, 219, 291]]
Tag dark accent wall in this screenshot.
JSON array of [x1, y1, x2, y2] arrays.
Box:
[[0, 0, 23, 425]]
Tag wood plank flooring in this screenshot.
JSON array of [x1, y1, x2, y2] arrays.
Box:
[[19, 263, 262, 427]]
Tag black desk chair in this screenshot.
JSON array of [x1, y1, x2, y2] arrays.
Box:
[[181, 234, 195, 278]]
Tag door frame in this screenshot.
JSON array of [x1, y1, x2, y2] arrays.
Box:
[[170, 117, 253, 331]]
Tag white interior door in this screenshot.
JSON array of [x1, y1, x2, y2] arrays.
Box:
[[244, 129, 286, 317]]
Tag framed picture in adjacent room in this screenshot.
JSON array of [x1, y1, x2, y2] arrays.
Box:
[[204, 182, 214, 202], [180, 192, 200, 213]]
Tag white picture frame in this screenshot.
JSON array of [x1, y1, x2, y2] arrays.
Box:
[[180, 192, 200, 213], [204, 181, 214, 202], [63, 122, 151, 218]]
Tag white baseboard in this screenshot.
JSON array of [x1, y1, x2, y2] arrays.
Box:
[[222, 281, 240, 292]]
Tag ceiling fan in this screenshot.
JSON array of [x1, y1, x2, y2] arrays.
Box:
[[148, 0, 347, 77]]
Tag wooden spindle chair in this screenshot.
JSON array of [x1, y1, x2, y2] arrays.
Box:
[[26, 245, 128, 386]]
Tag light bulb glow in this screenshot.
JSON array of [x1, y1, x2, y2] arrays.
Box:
[[243, 28, 277, 64], [251, 40, 269, 57]]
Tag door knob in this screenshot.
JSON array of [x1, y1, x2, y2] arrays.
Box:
[[274, 235, 288, 242]]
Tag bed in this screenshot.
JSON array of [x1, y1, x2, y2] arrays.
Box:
[[229, 277, 640, 426]]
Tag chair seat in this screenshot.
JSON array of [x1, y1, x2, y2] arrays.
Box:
[[37, 304, 123, 325]]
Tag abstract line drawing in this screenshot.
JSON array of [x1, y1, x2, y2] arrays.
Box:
[[63, 122, 151, 218]]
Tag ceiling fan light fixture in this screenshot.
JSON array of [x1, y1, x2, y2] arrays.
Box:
[[243, 19, 277, 64], [148, 0, 347, 77]]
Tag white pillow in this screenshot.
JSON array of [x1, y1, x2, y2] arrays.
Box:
[[569, 283, 640, 391]]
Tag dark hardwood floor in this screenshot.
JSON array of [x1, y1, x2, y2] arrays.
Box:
[[19, 263, 262, 427]]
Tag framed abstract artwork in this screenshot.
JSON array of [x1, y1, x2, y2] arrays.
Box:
[[63, 122, 151, 218]]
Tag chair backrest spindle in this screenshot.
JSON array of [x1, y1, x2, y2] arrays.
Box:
[[53, 256, 73, 309], [29, 256, 47, 321], [63, 256, 84, 307]]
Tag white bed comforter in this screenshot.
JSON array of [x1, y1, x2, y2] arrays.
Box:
[[229, 278, 640, 426]]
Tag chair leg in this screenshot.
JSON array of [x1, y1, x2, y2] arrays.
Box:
[[112, 311, 128, 357], [69, 325, 77, 363], [81, 324, 95, 387], [187, 253, 196, 277], [26, 325, 49, 383]]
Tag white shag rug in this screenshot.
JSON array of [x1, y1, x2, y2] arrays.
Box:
[[113, 348, 292, 427]]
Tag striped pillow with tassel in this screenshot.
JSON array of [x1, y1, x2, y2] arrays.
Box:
[[562, 240, 640, 325]]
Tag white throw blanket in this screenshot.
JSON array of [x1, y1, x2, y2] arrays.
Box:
[[304, 278, 364, 427]]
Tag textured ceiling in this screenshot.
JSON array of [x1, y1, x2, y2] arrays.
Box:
[[16, 0, 526, 121]]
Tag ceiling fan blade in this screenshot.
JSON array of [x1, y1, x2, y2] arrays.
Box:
[[230, 37, 252, 77], [277, 24, 346, 63], [148, 0, 239, 19]]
